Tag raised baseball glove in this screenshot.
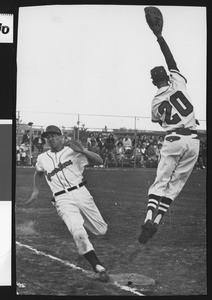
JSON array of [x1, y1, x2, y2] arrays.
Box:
[[144, 6, 163, 37]]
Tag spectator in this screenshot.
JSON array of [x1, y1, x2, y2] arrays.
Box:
[[16, 146, 21, 165], [132, 134, 142, 148], [96, 132, 105, 155], [21, 130, 31, 144], [115, 141, 125, 167], [149, 135, 155, 145], [115, 136, 124, 147], [104, 133, 115, 148], [141, 136, 150, 148], [22, 130, 34, 152], [153, 140, 161, 160], [102, 133, 116, 167], [19, 142, 30, 166], [87, 138, 102, 168], [152, 139, 158, 147], [86, 132, 96, 148], [140, 142, 148, 167], [141, 135, 147, 143], [157, 143, 163, 156], [123, 134, 132, 157], [145, 138, 150, 148], [133, 143, 143, 167], [157, 135, 164, 147], [88, 138, 101, 155], [33, 133, 46, 153], [145, 142, 159, 168]]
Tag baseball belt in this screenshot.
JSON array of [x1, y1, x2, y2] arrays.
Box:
[[54, 180, 87, 197], [166, 128, 197, 136]]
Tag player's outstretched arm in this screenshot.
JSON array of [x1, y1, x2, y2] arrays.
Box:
[[157, 36, 179, 72], [68, 139, 103, 165], [144, 6, 179, 72], [26, 171, 44, 205]]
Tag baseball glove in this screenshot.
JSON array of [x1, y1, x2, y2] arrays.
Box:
[[144, 6, 163, 37]]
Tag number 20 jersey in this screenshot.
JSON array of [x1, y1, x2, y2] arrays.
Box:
[[151, 69, 197, 131]]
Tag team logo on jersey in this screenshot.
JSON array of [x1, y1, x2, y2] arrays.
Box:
[[45, 159, 73, 181]]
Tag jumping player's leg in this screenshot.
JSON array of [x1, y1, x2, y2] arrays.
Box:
[[152, 139, 199, 227], [144, 194, 161, 224], [139, 138, 183, 244], [139, 137, 199, 244], [161, 137, 199, 201], [144, 139, 182, 223]]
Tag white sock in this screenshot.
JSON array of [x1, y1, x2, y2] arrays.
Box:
[[154, 214, 162, 225], [144, 210, 153, 223]]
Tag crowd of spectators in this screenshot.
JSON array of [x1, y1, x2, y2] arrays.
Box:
[[16, 130, 207, 170], [16, 131, 46, 166], [84, 132, 207, 169], [84, 132, 165, 168]]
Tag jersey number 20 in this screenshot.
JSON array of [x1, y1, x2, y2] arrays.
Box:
[[158, 91, 193, 124]]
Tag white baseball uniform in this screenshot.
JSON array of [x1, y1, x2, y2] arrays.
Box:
[[35, 146, 108, 255], [148, 69, 200, 200]]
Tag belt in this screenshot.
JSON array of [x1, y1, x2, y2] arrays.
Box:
[[54, 180, 87, 197], [166, 128, 197, 136]]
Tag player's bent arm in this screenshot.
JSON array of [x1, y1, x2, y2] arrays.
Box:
[[68, 139, 103, 165], [26, 171, 44, 205], [81, 148, 103, 165], [157, 36, 179, 72]]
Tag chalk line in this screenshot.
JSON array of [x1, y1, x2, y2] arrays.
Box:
[[16, 241, 145, 296]]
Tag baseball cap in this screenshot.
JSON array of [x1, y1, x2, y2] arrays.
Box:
[[41, 125, 62, 138], [150, 66, 169, 83]]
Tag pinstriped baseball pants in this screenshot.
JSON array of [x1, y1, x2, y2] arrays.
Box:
[[148, 133, 200, 200], [54, 186, 108, 255]]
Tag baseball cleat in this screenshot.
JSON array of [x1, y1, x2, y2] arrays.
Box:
[[138, 219, 153, 244], [138, 219, 158, 244], [94, 264, 110, 283], [148, 222, 158, 238], [97, 269, 110, 282]]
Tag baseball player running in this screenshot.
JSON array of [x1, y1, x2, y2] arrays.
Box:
[[26, 125, 109, 282], [138, 7, 200, 244]]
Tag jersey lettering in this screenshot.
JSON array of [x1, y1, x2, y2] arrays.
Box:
[[158, 101, 181, 124], [45, 159, 73, 181], [158, 91, 193, 125]]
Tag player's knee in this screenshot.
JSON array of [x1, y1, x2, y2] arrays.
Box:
[[73, 228, 91, 254], [73, 228, 87, 243]]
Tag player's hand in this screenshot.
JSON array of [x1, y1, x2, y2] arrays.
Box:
[[68, 139, 85, 153]]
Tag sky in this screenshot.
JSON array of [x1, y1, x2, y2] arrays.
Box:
[[16, 5, 207, 131]]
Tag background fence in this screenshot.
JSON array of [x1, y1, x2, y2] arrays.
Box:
[[16, 110, 206, 168], [16, 110, 206, 143]]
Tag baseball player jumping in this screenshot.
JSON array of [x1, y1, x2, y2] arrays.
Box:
[[138, 7, 200, 244], [26, 125, 109, 282]]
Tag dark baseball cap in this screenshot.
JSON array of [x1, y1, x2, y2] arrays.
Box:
[[150, 66, 169, 83], [41, 125, 62, 138]]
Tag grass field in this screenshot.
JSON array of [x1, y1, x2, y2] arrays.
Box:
[[15, 166, 207, 296]]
